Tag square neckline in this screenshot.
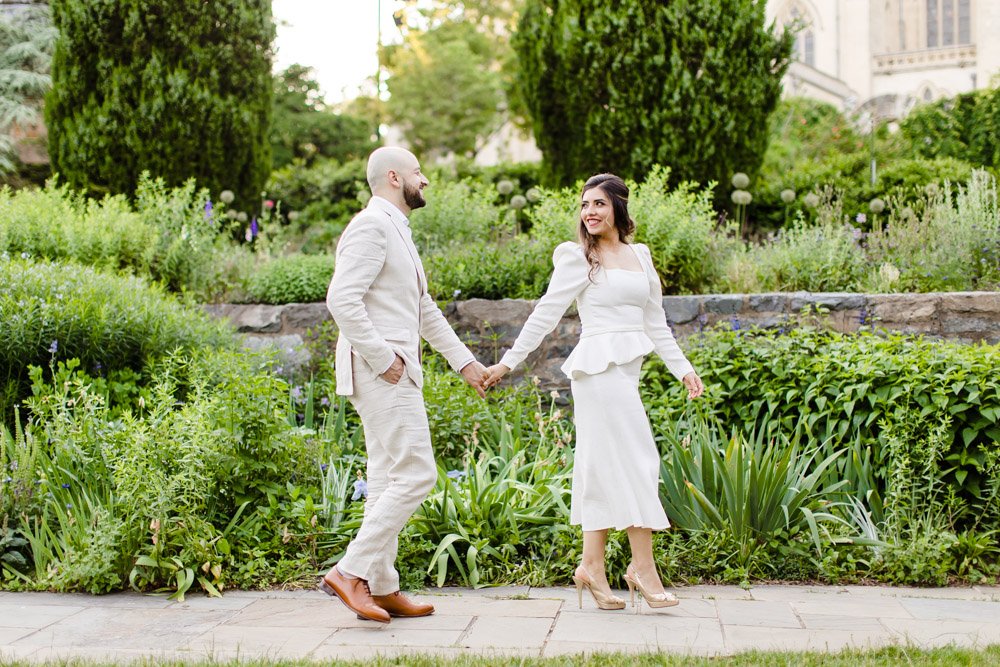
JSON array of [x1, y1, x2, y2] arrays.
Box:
[[602, 244, 645, 274]]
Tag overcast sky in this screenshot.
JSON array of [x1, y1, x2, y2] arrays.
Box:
[[272, 0, 406, 106]]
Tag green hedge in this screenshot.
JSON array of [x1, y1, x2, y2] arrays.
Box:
[[644, 326, 1000, 515], [0, 257, 233, 418], [245, 254, 335, 305], [0, 176, 227, 295]]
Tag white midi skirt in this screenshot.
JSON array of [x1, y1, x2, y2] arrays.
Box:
[[569, 357, 670, 531]]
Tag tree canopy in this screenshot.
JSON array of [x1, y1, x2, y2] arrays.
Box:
[[45, 0, 274, 207], [271, 65, 376, 169], [514, 0, 793, 188]]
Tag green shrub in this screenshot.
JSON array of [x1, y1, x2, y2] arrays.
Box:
[[901, 87, 1000, 170], [3, 350, 321, 596], [0, 175, 225, 295], [411, 178, 507, 254], [644, 326, 1000, 528], [718, 195, 867, 293], [631, 167, 736, 294], [426, 236, 551, 301], [245, 254, 335, 304], [46, 0, 273, 208], [863, 170, 1000, 292], [265, 157, 367, 236], [0, 257, 233, 419], [752, 150, 974, 231]]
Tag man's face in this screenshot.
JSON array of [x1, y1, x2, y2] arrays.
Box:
[[399, 163, 429, 210]]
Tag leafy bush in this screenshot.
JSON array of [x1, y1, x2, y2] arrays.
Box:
[[2, 350, 324, 596], [644, 326, 1000, 528], [0, 175, 226, 294], [426, 236, 552, 301], [901, 86, 1000, 170], [46, 0, 273, 208], [265, 157, 367, 241], [718, 195, 867, 293], [245, 254, 335, 304], [411, 178, 507, 254], [0, 257, 233, 419], [864, 170, 1000, 292], [631, 167, 736, 294]]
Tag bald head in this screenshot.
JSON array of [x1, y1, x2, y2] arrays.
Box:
[[365, 146, 428, 214], [366, 146, 419, 190]]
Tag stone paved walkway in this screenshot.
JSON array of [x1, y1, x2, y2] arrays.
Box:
[[2, 584, 999, 662]]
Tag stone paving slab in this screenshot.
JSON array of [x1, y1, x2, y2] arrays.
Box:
[[2, 585, 1000, 661]]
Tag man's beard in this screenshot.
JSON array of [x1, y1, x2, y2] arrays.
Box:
[[403, 182, 426, 210]]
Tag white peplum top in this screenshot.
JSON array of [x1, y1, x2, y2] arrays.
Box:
[[499, 241, 695, 381]]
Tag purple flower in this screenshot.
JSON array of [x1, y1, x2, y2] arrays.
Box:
[[320, 463, 328, 472], [320, 397, 330, 407], [351, 479, 368, 501], [204, 200, 213, 218], [48, 340, 58, 354], [855, 213, 867, 224], [446, 470, 466, 481], [729, 316, 741, 331], [61, 483, 70, 489], [250, 217, 259, 238]]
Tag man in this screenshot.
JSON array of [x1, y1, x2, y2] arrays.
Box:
[[321, 146, 488, 623]]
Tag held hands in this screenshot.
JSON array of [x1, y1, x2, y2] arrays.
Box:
[[482, 364, 510, 390], [682, 371, 704, 400], [460, 360, 490, 399]]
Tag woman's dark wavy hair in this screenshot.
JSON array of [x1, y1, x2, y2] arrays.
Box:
[[578, 173, 636, 280]]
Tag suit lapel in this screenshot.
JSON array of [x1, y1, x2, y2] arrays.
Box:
[[365, 198, 427, 295], [390, 217, 427, 295]]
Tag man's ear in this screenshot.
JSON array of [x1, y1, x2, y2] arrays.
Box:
[[387, 169, 400, 188]]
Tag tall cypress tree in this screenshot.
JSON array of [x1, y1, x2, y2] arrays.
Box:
[[45, 0, 274, 206], [514, 0, 793, 188]]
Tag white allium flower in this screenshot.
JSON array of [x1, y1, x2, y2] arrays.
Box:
[[731, 190, 752, 206], [731, 172, 750, 189]]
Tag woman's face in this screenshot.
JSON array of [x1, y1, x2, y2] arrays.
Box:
[[580, 186, 615, 239]]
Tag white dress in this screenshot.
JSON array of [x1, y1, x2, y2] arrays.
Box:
[[499, 242, 695, 531]]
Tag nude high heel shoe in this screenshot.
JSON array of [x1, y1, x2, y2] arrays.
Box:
[[623, 563, 679, 610], [572, 565, 625, 610]]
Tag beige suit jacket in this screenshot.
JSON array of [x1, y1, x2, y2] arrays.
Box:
[[327, 196, 475, 396]]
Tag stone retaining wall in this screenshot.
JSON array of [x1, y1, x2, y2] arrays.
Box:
[[204, 292, 1000, 387]]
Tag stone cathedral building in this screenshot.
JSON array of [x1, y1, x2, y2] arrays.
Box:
[[766, 0, 1000, 118]]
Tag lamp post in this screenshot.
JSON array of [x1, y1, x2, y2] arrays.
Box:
[[375, 0, 382, 142]]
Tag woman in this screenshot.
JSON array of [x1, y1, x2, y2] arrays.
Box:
[[484, 173, 704, 611]]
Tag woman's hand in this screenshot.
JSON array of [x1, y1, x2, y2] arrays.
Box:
[[682, 371, 704, 400], [483, 364, 511, 390]]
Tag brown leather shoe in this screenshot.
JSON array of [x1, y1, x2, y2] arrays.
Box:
[[318, 569, 390, 623], [371, 591, 435, 618]]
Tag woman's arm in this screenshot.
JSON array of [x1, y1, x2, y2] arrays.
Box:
[[636, 244, 696, 382], [494, 242, 590, 375]]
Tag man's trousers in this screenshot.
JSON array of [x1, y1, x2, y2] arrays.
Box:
[[336, 359, 437, 595]]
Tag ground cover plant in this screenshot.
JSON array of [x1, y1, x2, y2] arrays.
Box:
[[4, 319, 999, 596]]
